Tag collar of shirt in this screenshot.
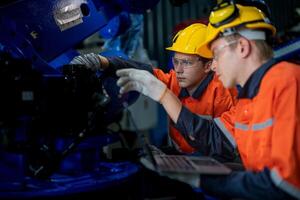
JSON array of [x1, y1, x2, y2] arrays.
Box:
[[237, 58, 279, 99], [178, 71, 214, 99]]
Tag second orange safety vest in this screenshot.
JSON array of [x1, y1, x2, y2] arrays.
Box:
[[153, 69, 236, 153]]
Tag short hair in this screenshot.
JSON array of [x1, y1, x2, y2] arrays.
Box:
[[224, 34, 273, 60]]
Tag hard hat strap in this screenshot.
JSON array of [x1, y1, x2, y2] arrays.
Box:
[[220, 19, 269, 40]]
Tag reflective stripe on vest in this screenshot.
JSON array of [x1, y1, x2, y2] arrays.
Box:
[[270, 169, 300, 199], [197, 114, 212, 120], [234, 118, 274, 131], [214, 117, 237, 148]]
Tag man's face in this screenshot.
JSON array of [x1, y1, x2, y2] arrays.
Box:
[[210, 37, 239, 88], [173, 52, 209, 91]]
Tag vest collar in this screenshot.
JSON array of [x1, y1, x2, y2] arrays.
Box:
[[238, 58, 279, 99], [178, 72, 214, 99]]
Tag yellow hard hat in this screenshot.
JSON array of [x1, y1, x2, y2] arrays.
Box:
[[166, 23, 212, 58], [198, 3, 276, 58]]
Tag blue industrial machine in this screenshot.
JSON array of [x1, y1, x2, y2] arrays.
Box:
[[0, 0, 159, 199]]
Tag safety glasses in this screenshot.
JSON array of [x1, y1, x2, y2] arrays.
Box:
[[172, 57, 200, 69], [172, 57, 210, 69], [209, 1, 239, 28], [212, 40, 238, 61]]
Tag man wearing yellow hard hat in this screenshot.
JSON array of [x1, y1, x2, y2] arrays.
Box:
[[116, 1, 300, 199], [71, 23, 237, 157]]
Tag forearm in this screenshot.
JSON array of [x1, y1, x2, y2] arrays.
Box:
[[174, 107, 236, 161], [158, 89, 236, 160], [201, 168, 294, 200], [98, 56, 109, 70], [160, 89, 182, 123]]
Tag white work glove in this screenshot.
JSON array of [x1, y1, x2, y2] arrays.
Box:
[[116, 68, 167, 102], [70, 53, 102, 71], [140, 157, 200, 188]]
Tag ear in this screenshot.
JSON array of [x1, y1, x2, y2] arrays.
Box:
[[238, 37, 251, 58], [203, 61, 212, 73]]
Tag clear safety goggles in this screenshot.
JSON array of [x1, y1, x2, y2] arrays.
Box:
[[172, 57, 211, 69], [172, 57, 201, 69], [212, 40, 238, 61]]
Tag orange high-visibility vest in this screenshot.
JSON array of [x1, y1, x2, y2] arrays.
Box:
[[215, 61, 300, 197], [154, 69, 236, 153]]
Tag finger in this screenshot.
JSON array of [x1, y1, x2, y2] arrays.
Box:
[[70, 56, 83, 65], [116, 68, 132, 77], [83, 55, 96, 68], [116, 76, 131, 87], [119, 81, 142, 94], [87, 53, 100, 68], [77, 56, 90, 66], [116, 68, 148, 82]]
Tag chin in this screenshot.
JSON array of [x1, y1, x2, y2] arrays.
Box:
[[179, 83, 188, 88]]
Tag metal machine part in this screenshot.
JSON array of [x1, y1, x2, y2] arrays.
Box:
[[0, 54, 138, 176]]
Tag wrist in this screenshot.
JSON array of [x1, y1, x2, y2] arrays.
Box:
[[98, 55, 109, 70], [158, 86, 168, 104], [160, 89, 182, 123]]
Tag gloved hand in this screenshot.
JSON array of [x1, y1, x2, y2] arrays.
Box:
[[140, 157, 200, 188], [116, 68, 167, 102], [70, 53, 103, 71]]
